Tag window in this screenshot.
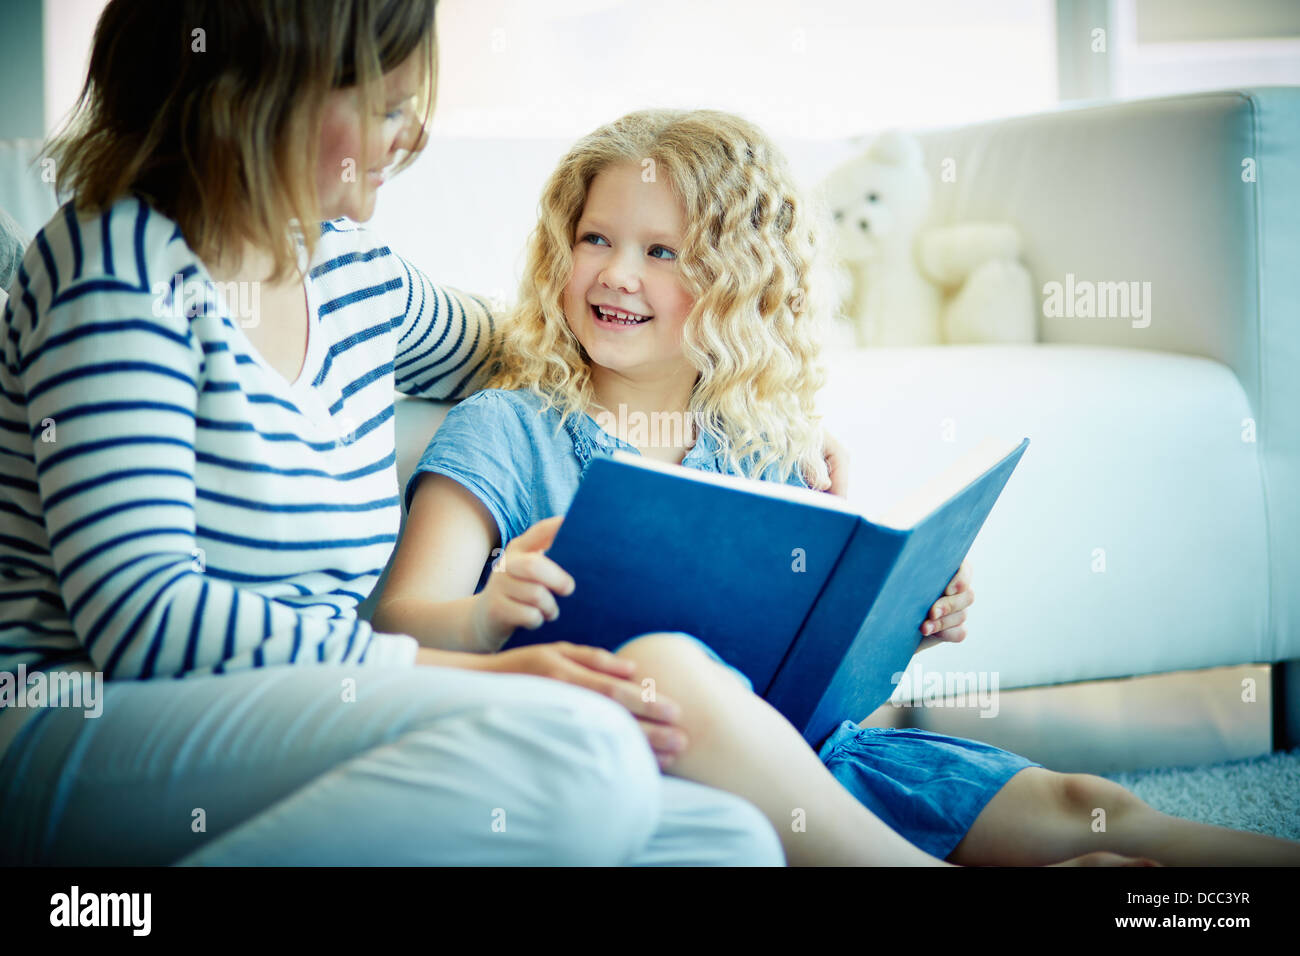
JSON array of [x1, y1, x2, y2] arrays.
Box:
[[433, 0, 1058, 139], [1056, 0, 1300, 102]]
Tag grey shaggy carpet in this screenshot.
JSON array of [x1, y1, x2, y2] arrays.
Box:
[[1101, 747, 1300, 841]]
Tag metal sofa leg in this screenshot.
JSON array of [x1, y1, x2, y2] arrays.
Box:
[[1273, 660, 1300, 751]]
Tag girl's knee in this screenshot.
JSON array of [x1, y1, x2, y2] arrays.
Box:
[[615, 633, 738, 685], [616, 632, 711, 663], [1056, 772, 1148, 822]]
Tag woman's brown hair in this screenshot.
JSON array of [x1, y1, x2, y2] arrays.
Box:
[[45, 0, 438, 282]]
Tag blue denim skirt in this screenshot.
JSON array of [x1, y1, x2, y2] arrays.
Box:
[[614, 633, 1040, 860], [817, 720, 1040, 859]]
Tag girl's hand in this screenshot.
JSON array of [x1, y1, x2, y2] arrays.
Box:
[[468, 516, 575, 651], [478, 643, 689, 768], [918, 560, 974, 651]]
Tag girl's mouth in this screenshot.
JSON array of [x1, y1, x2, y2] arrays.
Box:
[[592, 304, 653, 328]]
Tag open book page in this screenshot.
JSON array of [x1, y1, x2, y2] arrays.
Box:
[[608, 450, 862, 515], [875, 437, 1025, 529], [609, 436, 1023, 529]]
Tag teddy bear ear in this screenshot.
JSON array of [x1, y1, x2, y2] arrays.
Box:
[[868, 129, 924, 168]]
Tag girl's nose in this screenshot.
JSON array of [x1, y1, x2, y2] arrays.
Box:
[[600, 252, 641, 293]]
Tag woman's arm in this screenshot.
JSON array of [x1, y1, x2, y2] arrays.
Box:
[[15, 201, 418, 677], [390, 253, 499, 401]]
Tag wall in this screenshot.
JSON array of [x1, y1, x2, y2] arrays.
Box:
[[0, 0, 44, 139]]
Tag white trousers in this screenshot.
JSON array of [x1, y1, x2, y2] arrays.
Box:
[[0, 664, 782, 866]]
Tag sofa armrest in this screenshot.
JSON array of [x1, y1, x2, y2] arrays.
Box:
[[915, 88, 1300, 661], [0, 138, 58, 236]]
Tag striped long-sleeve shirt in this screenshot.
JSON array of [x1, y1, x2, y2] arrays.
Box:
[[0, 196, 495, 762]]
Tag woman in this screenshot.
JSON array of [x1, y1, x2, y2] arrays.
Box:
[[0, 0, 786, 865]]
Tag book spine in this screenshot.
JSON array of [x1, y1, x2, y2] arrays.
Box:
[[764, 519, 908, 747], [795, 442, 1028, 747]]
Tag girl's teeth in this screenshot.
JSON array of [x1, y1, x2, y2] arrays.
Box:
[[596, 305, 650, 325]]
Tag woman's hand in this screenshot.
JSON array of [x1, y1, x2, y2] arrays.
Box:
[[917, 560, 974, 652], [808, 430, 850, 496], [468, 516, 575, 651], [477, 642, 689, 769]]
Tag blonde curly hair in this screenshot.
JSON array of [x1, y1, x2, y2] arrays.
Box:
[[488, 108, 834, 487]]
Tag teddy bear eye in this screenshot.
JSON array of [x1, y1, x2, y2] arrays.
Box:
[[867, 192, 880, 203], [832, 210, 844, 222]]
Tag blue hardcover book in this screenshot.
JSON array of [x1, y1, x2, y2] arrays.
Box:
[[503, 436, 1030, 747]]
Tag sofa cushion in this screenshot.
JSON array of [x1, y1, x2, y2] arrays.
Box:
[[818, 344, 1268, 696]]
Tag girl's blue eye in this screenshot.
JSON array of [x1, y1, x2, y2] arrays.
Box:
[[578, 234, 675, 259], [385, 108, 404, 121]]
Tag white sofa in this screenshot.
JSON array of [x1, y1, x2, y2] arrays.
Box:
[[6, 88, 1297, 759], [899, 88, 1298, 741]]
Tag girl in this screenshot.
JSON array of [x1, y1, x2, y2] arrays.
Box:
[[376, 108, 1300, 867], [379, 108, 1300, 868], [0, 1, 784, 866]]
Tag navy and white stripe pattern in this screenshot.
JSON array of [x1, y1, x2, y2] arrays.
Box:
[[0, 196, 494, 758]]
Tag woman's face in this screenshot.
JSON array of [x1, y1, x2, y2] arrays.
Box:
[[315, 53, 425, 223]]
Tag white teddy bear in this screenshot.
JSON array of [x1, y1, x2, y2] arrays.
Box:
[[821, 129, 1036, 347]]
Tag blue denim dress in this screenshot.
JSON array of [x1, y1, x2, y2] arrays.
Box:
[[410, 388, 1041, 860]]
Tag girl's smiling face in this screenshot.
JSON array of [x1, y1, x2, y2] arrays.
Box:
[[562, 161, 697, 383]]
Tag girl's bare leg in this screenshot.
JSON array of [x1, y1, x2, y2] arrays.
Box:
[[615, 634, 956, 866], [948, 766, 1300, 866]]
